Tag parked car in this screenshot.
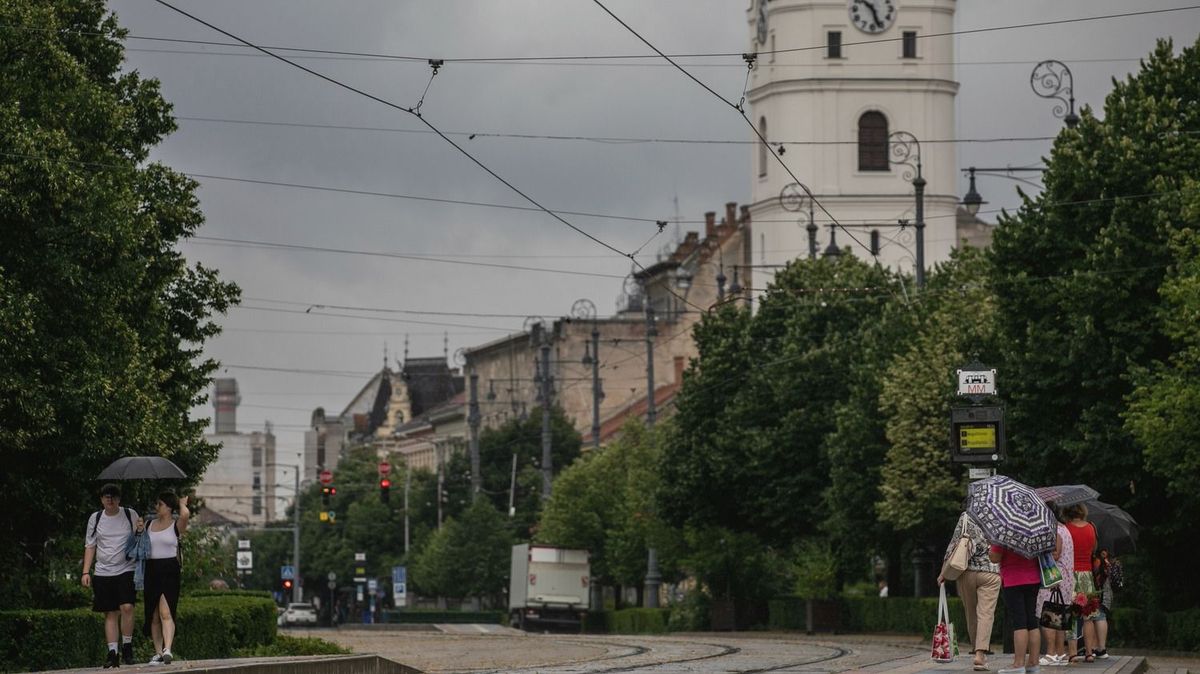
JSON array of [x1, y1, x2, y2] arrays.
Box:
[[278, 602, 318, 627]]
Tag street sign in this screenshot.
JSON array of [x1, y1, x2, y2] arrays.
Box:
[[327, 580, 337, 590], [368, 579, 378, 592], [328, 571, 337, 581], [378, 462, 391, 476], [237, 539, 251, 550], [280, 565, 295, 580], [236, 550, 253, 570], [392, 566, 407, 603], [319, 511, 329, 522], [319, 470, 333, 485], [354, 552, 366, 562], [957, 367, 997, 397]]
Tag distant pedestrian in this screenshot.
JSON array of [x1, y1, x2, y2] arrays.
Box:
[[939, 511, 1001, 671], [877, 579, 888, 598], [1090, 548, 1119, 659], [1037, 503, 1075, 667], [1063, 504, 1100, 663], [129, 491, 190, 664], [82, 483, 140, 668], [989, 541, 1045, 674]]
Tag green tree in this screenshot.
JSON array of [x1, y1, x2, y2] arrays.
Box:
[[412, 499, 512, 605], [877, 248, 998, 538], [537, 420, 683, 603], [661, 254, 901, 551], [987, 38, 1200, 608], [0, 0, 238, 605]]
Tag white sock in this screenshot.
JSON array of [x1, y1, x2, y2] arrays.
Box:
[[108, 642, 118, 653], [122, 635, 132, 644]]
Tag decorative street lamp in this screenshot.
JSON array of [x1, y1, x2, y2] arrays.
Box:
[[960, 166, 1048, 216], [572, 299, 603, 451], [780, 182, 819, 259], [1031, 60, 1079, 129], [889, 130, 925, 289]]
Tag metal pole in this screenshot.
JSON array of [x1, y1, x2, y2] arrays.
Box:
[[645, 548, 662, 608], [292, 467, 301, 603], [806, 195, 818, 259], [914, 167, 926, 290], [468, 370, 482, 500], [436, 444, 443, 528], [508, 453, 517, 517], [645, 304, 657, 427], [404, 463, 410, 553], [591, 326, 601, 450], [540, 338, 553, 499]]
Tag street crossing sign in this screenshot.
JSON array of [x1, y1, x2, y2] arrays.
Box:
[[280, 565, 295, 580]]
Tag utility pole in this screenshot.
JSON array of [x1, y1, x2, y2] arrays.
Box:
[[403, 463, 411, 553], [645, 303, 657, 426], [539, 333, 553, 500], [643, 302, 661, 608], [582, 324, 602, 450], [468, 369, 482, 500], [291, 467, 300, 603], [436, 443, 444, 528]]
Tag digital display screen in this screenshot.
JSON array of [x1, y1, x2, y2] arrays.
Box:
[[959, 424, 998, 452]]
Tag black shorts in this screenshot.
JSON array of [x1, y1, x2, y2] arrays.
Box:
[[1002, 582, 1040, 631], [92, 571, 136, 612]]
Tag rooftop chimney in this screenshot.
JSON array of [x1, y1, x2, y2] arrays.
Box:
[[705, 211, 716, 239], [724, 202, 737, 230], [213, 378, 239, 434]]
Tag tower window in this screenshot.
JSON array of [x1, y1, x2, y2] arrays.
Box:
[[902, 31, 917, 58], [758, 117, 768, 177], [827, 31, 842, 59], [858, 111, 889, 171]]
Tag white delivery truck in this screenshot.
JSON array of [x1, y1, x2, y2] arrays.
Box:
[[509, 544, 590, 631]]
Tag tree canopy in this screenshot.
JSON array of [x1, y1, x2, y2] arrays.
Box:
[[0, 0, 238, 605]]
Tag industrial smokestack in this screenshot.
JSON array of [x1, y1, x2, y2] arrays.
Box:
[[214, 378, 240, 434]]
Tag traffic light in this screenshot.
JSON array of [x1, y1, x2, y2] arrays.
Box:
[[379, 477, 391, 503], [281, 578, 293, 593], [321, 485, 337, 506]]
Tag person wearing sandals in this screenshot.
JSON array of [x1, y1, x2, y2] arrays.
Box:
[[128, 491, 189, 665], [938, 511, 1001, 671], [1063, 503, 1100, 663], [990, 531, 1063, 674], [1090, 549, 1118, 659], [1036, 503, 1074, 667]]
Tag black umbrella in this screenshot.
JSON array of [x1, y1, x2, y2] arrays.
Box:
[[1086, 500, 1138, 556], [97, 456, 188, 481]]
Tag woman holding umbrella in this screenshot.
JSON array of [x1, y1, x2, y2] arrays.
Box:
[[1063, 503, 1100, 663], [130, 491, 190, 664]]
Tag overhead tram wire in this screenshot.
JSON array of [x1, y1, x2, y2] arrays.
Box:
[[20, 5, 1193, 63], [149, 0, 708, 316], [589, 1, 872, 259]]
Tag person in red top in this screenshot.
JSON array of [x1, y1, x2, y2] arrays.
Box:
[[990, 537, 1057, 674], [1063, 503, 1100, 662]]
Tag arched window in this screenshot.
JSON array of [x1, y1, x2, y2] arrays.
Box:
[[858, 111, 889, 171], [758, 116, 768, 177]]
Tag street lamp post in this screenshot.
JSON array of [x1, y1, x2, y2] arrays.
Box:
[[780, 182, 818, 259], [889, 131, 926, 289], [573, 299, 602, 451], [468, 369, 482, 501], [961, 166, 1048, 216], [1031, 60, 1079, 129]]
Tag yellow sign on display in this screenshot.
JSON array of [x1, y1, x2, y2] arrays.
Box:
[[959, 425, 997, 451]]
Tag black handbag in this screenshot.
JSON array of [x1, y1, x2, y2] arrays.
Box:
[[1039, 586, 1072, 631]]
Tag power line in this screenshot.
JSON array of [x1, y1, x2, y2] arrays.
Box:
[[232, 305, 516, 332], [173, 114, 1060, 147], [191, 236, 629, 280], [12, 6, 1194, 62], [242, 296, 564, 320]]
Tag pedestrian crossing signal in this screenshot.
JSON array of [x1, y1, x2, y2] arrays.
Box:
[[379, 478, 391, 504]]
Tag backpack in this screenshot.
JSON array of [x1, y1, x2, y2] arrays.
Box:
[[90, 507, 134, 538]]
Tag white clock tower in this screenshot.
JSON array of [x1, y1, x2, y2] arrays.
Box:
[[747, 0, 961, 283]]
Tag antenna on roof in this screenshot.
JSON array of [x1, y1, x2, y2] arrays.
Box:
[[443, 332, 449, 365], [383, 342, 388, 370], [403, 334, 409, 369]]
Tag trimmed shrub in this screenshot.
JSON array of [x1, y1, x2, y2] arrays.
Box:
[[0, 609, 105, 672], [770, 595, 1005, 644], [584, 608, 671, 634], [382, 610, 504, 624], [234, 634, 351, 657]]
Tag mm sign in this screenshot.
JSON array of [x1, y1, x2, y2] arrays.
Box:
[[957, 369, 996, 396]]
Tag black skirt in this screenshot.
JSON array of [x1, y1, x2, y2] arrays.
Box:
[[143, 557, 181, 636]]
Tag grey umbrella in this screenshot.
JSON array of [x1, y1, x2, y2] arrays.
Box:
[[1034, 484, 1100, 507], [97, 456, 187, 480]]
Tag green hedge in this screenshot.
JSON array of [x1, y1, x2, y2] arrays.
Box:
[[0, 594, 278, 671], [382, 609, 504, 624], [585, 608, 672, 634], [1109, 607, 1200, 651], [769, 596, 1006, 644]]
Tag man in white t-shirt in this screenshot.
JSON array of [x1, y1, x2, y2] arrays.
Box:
[[82, 483, 139, 668]]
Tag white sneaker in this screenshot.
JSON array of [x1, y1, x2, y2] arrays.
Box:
[[161, 649, 173, 665], [1050, 657, 1070, 667], [1039, 656, 1055, 666], [148, 654, 163, 665]]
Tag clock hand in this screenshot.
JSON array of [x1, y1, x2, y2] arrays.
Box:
[[862, 0, 882, 26]]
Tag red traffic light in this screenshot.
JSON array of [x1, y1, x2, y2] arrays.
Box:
[[379, 478, 391, 489], [282, 578, 293, 590], [329, 486, 337, 496]]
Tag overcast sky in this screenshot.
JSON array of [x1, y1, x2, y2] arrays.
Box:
[[102, 0, 1200, 479]]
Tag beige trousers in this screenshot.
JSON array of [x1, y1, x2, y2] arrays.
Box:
[[957, 570, 1001, 654]]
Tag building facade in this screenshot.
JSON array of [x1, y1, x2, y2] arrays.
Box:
[[747, 0, 979, 284], [198, 378, 277, 525]]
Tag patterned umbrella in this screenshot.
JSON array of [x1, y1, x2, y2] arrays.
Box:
[[966, 475, 1057, 558], [1035, 484, 1101, 507]]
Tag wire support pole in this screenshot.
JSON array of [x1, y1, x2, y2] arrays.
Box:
[[540, 338, 553, 500], [468, 369, 482, 501], [645, 303, 657, 427], [591, 326, 602, 449], [889, 131, 926, 289]]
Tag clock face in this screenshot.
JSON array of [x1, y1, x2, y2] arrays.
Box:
[[756, 0, 768, 45], [849, 0, 896, 34]]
